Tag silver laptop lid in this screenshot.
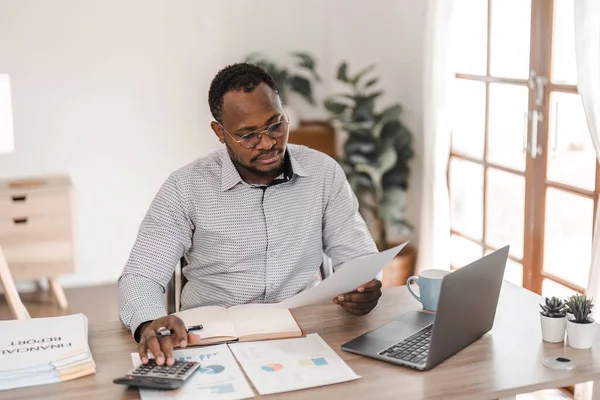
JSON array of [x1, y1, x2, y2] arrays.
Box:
[[425, 245, 509, 369]]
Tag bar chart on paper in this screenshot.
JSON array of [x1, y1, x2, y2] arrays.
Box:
[[228, 333, 360, 395]]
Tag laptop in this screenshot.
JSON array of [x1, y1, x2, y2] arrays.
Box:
[[341, 245, 509, 371]]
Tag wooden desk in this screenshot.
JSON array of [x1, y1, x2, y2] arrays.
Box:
[[4, 283, 600, 400]]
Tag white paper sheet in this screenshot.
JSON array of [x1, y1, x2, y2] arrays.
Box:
[[277, 242, 408, 308], [131, 344, 254, 400], [228, 333, 360, 395]]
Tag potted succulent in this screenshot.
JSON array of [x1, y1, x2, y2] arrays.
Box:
[[539, 296, 567, 342], [244, 51, 320, 129], [566, 293, 595, 349]]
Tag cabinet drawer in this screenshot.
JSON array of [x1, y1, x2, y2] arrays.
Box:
[[2, 242, 74, 280], [0, 215, 72, 244], [0, 190, 70, 218]]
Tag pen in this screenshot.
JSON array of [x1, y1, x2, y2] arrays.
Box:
[[156, 324, 203, 337]]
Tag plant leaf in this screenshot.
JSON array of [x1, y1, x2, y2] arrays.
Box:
[[342, 120, 374, 132], [354, 163, 381, 191], [373, 104, 402, 138], [367, 91, 383, 100], [351, 64, 375, 85], [364, 77, 379, 88], [380, 187, 413, 236], [291, 52, 320, 81], [378, 147, 397, 175], [337, 62, 349, 83], [244, 51, 264, 63], [324, 99, 348, 115], [289, 75, 314, 105]]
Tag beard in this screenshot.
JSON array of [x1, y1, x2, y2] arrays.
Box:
[[225, 141, 284, 176]]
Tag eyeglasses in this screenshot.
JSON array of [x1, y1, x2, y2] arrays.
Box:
[[219, 119, 289, 149]]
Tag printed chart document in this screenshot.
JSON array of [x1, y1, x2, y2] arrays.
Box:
[[228, 333, 360, 395], [131, 344, 254, 400], [278, 241, 408, 308]]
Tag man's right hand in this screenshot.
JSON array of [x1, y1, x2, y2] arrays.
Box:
[[138, 315, 201, 366]]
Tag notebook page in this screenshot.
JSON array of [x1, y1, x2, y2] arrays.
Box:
[[228, 304, 301, 340], [175, 306, 237, 341]]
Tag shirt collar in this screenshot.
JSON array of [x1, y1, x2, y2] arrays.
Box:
[[220, 147, 308, 192]]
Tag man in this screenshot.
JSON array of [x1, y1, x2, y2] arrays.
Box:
[[117, 63, 380, 367]]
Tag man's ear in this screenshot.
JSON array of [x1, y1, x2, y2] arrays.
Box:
[[211, 121, 225, 144]]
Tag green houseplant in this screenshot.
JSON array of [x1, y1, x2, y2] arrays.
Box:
[[565, 293, 595, 349], [539, 296, 567, 342], [244, 51, 320, 107], [323, 62, 414, 251]]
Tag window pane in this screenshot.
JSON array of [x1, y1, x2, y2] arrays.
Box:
[[449, 158, 484, 240], [490, 0, 532, 79], [451, 235, 483, 268], [486, 169, 525, 259], [504, 260, 524, 287], [487, 84, 529, 171], [449, 0, 488, 75], [485, 249, 523, 286], [544, 188, 593, 288], [542, 278, 578, 299], [547, 92, 595, 191], [450, 79, 486, 159], [552, 0, 578, 84]]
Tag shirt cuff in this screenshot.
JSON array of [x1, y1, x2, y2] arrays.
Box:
[[129, 306, 168, 342]]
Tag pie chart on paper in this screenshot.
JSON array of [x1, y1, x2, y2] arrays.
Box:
[[199, 365, 225, 374], [261, 363, 284, 372]]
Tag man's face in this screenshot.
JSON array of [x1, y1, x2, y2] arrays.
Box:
[[213, 83, 289, 176]]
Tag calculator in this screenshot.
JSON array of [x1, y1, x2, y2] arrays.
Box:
[[113, 359, 201, 390]]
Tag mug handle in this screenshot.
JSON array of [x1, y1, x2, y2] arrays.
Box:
[[406, 276, 421, 303]]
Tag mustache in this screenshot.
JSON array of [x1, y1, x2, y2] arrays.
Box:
[[251, 149, 281, 162]]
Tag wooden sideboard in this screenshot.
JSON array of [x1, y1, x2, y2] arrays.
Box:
[[0, 175, 75, 316], [288, 121, 337, 158]]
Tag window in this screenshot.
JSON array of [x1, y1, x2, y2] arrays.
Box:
[[448, 0, 597, 298]]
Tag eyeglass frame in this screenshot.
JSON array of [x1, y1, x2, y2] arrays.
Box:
[[217, 113, 290, 149]]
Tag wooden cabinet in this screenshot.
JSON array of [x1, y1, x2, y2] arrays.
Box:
[[288, 121, 337, 158], [0, 176, 75, 311]]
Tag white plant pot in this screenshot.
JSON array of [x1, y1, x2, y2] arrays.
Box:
[[567, 318, 595, 349], [540, 314, 566, 342]]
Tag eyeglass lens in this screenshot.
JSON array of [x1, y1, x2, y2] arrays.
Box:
[[240, 120, 288, 148]]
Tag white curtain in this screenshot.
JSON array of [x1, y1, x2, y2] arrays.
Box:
[[575, 0, 600, 312], [574, 1, 600, 399], [416, 0, 456, 274]]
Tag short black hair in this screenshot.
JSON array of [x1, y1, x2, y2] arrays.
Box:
[[208, 63, 279, 122]]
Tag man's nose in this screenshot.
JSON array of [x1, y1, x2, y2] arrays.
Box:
[[254, 131, 276, 151]]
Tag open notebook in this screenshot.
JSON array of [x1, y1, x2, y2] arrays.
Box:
[[174, 304, 303, 345]]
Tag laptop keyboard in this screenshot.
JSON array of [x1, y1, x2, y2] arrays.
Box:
[[379, 325, 433, 364]]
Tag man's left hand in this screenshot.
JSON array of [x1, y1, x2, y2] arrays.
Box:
[[332, 278, 382, 316]]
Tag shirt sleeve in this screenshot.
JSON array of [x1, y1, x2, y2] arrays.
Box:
[[117, 173, 194, 340], [322, 161, 379, 271]]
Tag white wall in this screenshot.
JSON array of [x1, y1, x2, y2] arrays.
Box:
[[0, 0, 427, 288]]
